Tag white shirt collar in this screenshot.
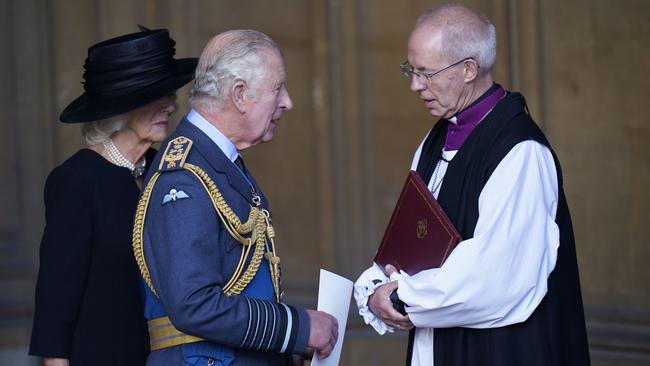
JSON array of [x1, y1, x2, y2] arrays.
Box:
[[186, 109, 239, 163]]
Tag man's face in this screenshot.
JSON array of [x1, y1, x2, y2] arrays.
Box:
[[243, 49, 293, 146], [406, 26, 466, 119]]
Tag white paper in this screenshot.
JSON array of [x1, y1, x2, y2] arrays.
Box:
[[311, 269, 353, 366]]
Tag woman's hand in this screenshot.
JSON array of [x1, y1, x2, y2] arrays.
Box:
[[43, 358, 70, 366]]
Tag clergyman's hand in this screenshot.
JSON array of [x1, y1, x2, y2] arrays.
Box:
[[381, 264, 399, 277], [368, 280, 414, 331], [306, 309, 339, 359]]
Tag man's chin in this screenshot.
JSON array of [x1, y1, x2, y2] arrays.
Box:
[[263, 123, 277, 141], [427, 108, 445, 119], [261, 132, 275, 143]]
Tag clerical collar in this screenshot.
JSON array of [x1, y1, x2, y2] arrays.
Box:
[[445, 84, 506, 151]]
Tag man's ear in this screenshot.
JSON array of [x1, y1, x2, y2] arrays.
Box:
[[463, 59, 480, 83], [231, 80, 247, 113]]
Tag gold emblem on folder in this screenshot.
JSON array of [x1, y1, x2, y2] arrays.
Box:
[[416, 218, 428, 239]]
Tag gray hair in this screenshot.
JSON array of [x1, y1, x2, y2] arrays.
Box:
[[189, 30, 280, 111], [416, 3, 496, 73], [80, 113, 127, 145]]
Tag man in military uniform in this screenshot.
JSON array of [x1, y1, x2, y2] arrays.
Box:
[[133, 29, 338, 366]]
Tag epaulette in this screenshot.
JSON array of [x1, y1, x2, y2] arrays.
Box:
[[158, 136, 193, 172]]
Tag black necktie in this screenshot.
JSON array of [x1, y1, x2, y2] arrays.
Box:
[[235, 156, 249, 178], [235, 155, 262, 207]]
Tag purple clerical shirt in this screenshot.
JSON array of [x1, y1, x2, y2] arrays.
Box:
[[445, 84, 507, 151]]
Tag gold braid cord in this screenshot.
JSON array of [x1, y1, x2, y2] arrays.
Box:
[[132, 163, 281, 301], [133, 172, 162, 297]]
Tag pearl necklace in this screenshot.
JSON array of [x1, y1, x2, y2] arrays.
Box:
[[102, 138, 146, 177]]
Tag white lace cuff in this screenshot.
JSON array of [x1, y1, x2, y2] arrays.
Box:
[[353, 263, 393, 335]]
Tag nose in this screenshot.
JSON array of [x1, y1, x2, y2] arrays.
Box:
[[409, 75, 426, 93], [279, 85, 293, 111], [162, 94, 177, 114]]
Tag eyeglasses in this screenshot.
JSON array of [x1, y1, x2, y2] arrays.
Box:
[[399, 57, 474, 82]]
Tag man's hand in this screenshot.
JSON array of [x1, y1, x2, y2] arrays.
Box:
[[292, 354, 306, 366], [306, 309, 339, 359], [368, 280, 414, 331]]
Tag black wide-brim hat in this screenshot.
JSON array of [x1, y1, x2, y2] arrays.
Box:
[[60, 28, 198, 123]]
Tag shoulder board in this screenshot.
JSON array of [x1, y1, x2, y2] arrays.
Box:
[[158, 136, 194, 172]]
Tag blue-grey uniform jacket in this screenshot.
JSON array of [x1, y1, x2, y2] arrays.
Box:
[[139, 118, 309, 366]]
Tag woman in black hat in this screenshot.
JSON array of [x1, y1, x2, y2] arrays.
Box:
[[29, 28, 197, 366]]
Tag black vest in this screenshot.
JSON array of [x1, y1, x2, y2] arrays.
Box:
[[409, 92, 590, 366]]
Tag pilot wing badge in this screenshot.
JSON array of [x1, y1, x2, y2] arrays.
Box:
[[162, 188, 190, 205]]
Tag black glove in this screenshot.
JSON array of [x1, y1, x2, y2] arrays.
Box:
[[389, 289, 407, 316]]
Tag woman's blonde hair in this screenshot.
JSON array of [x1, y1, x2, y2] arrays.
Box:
[[80, 113, 128, 145]]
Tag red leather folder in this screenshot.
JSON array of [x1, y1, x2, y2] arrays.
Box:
[[374, 170, 462, 275]]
